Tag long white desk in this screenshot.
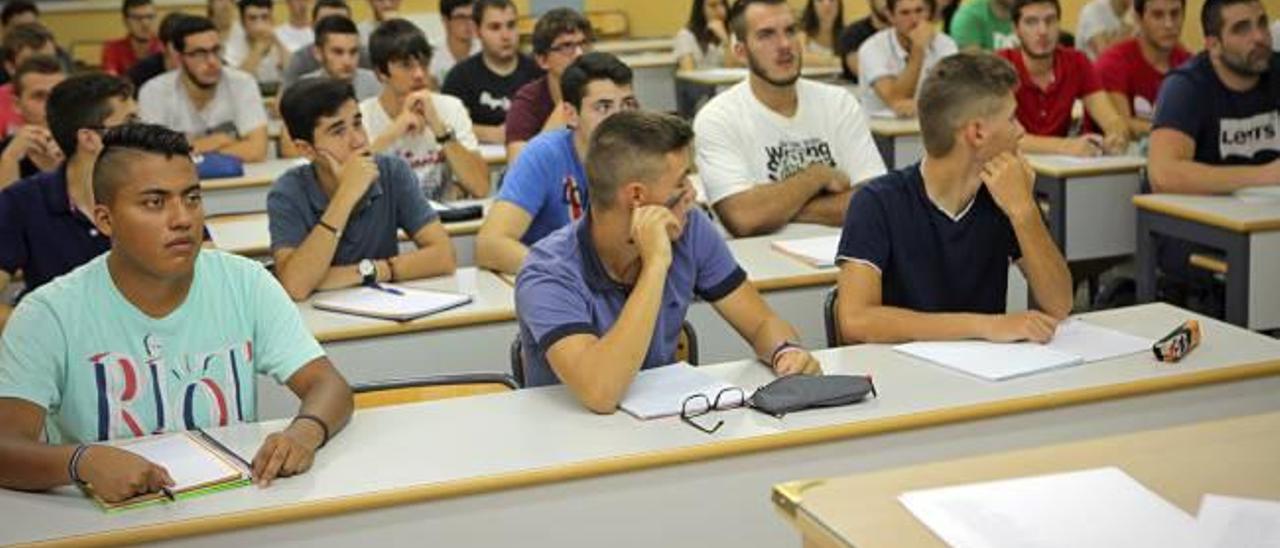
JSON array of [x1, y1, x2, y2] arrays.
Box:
[[620, 51, 679, 114], [675, 66, 842, 86], [868, 116, 922, 170], [5, 304, 1279, 547], [1028, 154, 1146, 262]]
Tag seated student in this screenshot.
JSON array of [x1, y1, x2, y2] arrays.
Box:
[[276, 0, 315, 53], [837, 0, 891, 83], [476, 52, 637, 275], [0, 56, 64, 188], [998, 0, 1130, 157], [224, 0, 288, 88], [1094, 0, 1189, 138], [858, 0, 958, 117], [441, 0, 543, 144], [128, 12, 190, 91], [357, 0, 401, 44], [674, 0, 734, 117], [1148, 0, 1278, 193], [694, 0, 886, 238], [515, 110, 822, 410], [362, 18, 487, 200], [139, 15, 269, 162], [950, 0, 1019, 51], [504, 8, 594, 163], [0, 23, 59, 137], [799, 0, 844, 67], [102, 0, 164, 77], [835, 52, 1073, 344], [0, 4, 74, 85], [269, 78, 456, 301], [0, 74, 139, 333], [1077, 0, 1134, 59], [283, 0, 373, 89], [430, 0, 482, 86], [0, 124, 354, 499]]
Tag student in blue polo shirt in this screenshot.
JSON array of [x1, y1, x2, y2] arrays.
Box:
[[0, 73, 138, 332], [476, 52, 637, 275], [0, 124, 353, 502], [268, 77, 456, 301], [834, 52, 1073, 344], [515, 111, 821, 412]]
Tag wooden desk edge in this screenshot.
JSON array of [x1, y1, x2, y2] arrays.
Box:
[[752, 272, 838, 292], [1030, 162, 1145, 179], [201, 177, 273, 191], [23, 358, 1280, 548], [1132, 195, 1280, 233]]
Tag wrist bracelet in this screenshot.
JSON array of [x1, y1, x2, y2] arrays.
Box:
[[292, 414, 330, 449], [317, 219, 339, 237], [769, 340, 804, 368], [68, 444, 91, 487]]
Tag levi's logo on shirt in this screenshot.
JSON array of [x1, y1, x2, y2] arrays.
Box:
[[765, 138, 837, 181], [479, 91, 511, 112], [1219, 110, 1280, 160]]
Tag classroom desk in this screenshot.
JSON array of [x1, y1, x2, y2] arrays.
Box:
[[5, 303, 1279, 547], [868, 116, 922, 170], [773, 410, 1280, 548], [620, 51, 679, 114], [1134, 193, 1280, 330], [675, 66, 842, 86], [594, 37, 675, 55], [204, 199, 490, 266], [1028, 154, 1146, 262]]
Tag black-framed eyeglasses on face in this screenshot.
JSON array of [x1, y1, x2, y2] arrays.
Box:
[[182, 45, 223, 62], [547, 39, 592, 56], [680, 387, 746, 434]]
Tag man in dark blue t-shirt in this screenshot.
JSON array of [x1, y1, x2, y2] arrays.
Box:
[[1148, 0, 1279, 193], [834, 52, 1073, 345]]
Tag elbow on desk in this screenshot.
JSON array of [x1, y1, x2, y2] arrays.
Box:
[[1146, 161, 1190, 195], [716, 207, 774, 239], [276, 270, 315, 302]]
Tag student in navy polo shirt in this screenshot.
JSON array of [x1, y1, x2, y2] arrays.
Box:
[[476, 52, 637, 276], [835, 52, 1073, 344], [515, 111, 821, 412], [0, 73, 139, 332], [268, 77, 456, 301], [1148, 0, 1279, 193]]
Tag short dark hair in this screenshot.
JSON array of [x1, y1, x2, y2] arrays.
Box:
[[472, 0, 515, 26], [440, 0, 470, 18], [312, 0, 351, 20], [728, 0, 788, 41], [0, 0, 37, 26], [47, 73, 135, 158], [1201, 0, 1258, 38], [93, 124, 193, 206], [560, 51, 632, 110], [122, 0, 154, 17], [12, 54, 62, 96], [531, 8, 593, 55], [886, 0, 937, 15], [918, 52, 1018, 156], [280, 77, 355, 142], [369, 18, 432, 75], [314, 14, 359, 47], [1134, 0, 1185, 16], [586, 111, 693, 210], [167, 15, 218, 52], [238, 0, 273, 18], [1011, 0, 1059, 23], [2, 22, 54, 64], [157, 12, 192, 44]]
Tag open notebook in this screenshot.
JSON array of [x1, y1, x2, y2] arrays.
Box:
[[895, 319, 1154, 381], [619, 363, 738, 420], [770, 235, 840, 268], [312, 286, 473, 321], [91, 431, 251, 512]]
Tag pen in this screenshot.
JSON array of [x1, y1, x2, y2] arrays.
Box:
[[371, 283, 403, 296], [195, 428, 253, 472], [663, 189, 688, 210], [160, 486, 176, 502]]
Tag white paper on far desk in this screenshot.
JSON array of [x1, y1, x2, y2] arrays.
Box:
[[1234, 185, 1280, 202], [1196, 495, 1280, 548], [894, 319, 1153, 381], [899, 467, 1198, 548], [117, 433, 244, 492], [770, 235, 839, 268], [619, 362, 737, 420], [312, 285, 473, 321]]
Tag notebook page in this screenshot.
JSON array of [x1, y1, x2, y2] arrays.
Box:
[[1196, 495, 1280, 548], [771, 235, 840, 268], [1044, 319, 1153, 363], [118, 433, 242, 492], [894, 341, 1083, 381], [312, 286, 473, 321], [619, 363, 737, 420]]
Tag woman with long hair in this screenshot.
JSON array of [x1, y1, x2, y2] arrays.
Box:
[[799, 0, 843, 66], [674, 0, 734, 117]]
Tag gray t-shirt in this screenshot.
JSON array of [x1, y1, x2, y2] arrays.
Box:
[[266, 153, 439, 265], [282, 44, 374, 88], [297, 68, 383, 101]]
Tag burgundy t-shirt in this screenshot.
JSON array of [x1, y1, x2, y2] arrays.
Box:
[[1094, 38, 1191, 120], [504, 75, 554, 143], [998, 47, 1101, 137]]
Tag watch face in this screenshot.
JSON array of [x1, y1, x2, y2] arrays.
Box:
[[359, 259, 374, 277]]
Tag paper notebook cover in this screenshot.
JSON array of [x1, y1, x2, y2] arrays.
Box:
[[894, 319, 1153, 381], [312, 286, 474, 321], [770, 235, 840, 268], [899, 467, 1198, 548], [619, 362, 737, 420], [94, 431, 251, 512]]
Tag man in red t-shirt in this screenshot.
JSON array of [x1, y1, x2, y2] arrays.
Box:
[[100, 0, 163, 76], [998, 0, 1130, 156], [1094, 0, 1189, 137]]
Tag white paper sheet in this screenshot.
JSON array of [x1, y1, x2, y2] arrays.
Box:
[[312, 285, 473, 321], [1196, 495, 1280, 548], [1042, 319, 1154, 362], [899, 467, 1199, 548], [118, 433, 243, 491], [619, 362, 738, 420], [770, 235, 840, 268]]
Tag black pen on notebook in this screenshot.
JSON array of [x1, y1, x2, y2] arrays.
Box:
[[195, 427, 253, 471], [371, 283, 403, 296], [160, 486, 176, 502]]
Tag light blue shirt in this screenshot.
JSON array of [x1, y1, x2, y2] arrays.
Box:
[[496, 128, 588, 246]]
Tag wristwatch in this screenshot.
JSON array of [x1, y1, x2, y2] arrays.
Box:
[[358, 259, 376, 286], [434, 127, 455, 144]]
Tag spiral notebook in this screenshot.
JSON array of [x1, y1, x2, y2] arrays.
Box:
[[90, 431, 252, 512], [312, 286, 473, 321]]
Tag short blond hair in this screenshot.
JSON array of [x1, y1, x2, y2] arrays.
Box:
[[918, 52, 1018, 157]]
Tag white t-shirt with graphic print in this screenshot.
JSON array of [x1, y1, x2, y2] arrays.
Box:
[[360, 92, 481, 200]]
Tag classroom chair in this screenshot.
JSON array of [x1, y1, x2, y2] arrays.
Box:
[[823, 286, 842, 348], [509, 321, 700, 388], [351, 373, 519, 410]]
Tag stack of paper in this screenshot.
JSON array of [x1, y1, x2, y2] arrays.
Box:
[[895, 319, 1153, 381], [770, 235, 840, 268], [312, 286, 473, 321], [619, 362, 738, 419], [98, 431, 251, 511]]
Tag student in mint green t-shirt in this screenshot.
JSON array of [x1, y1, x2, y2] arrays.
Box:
[[0, 124, 354, 504], [950, 0, 1019, 50]]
